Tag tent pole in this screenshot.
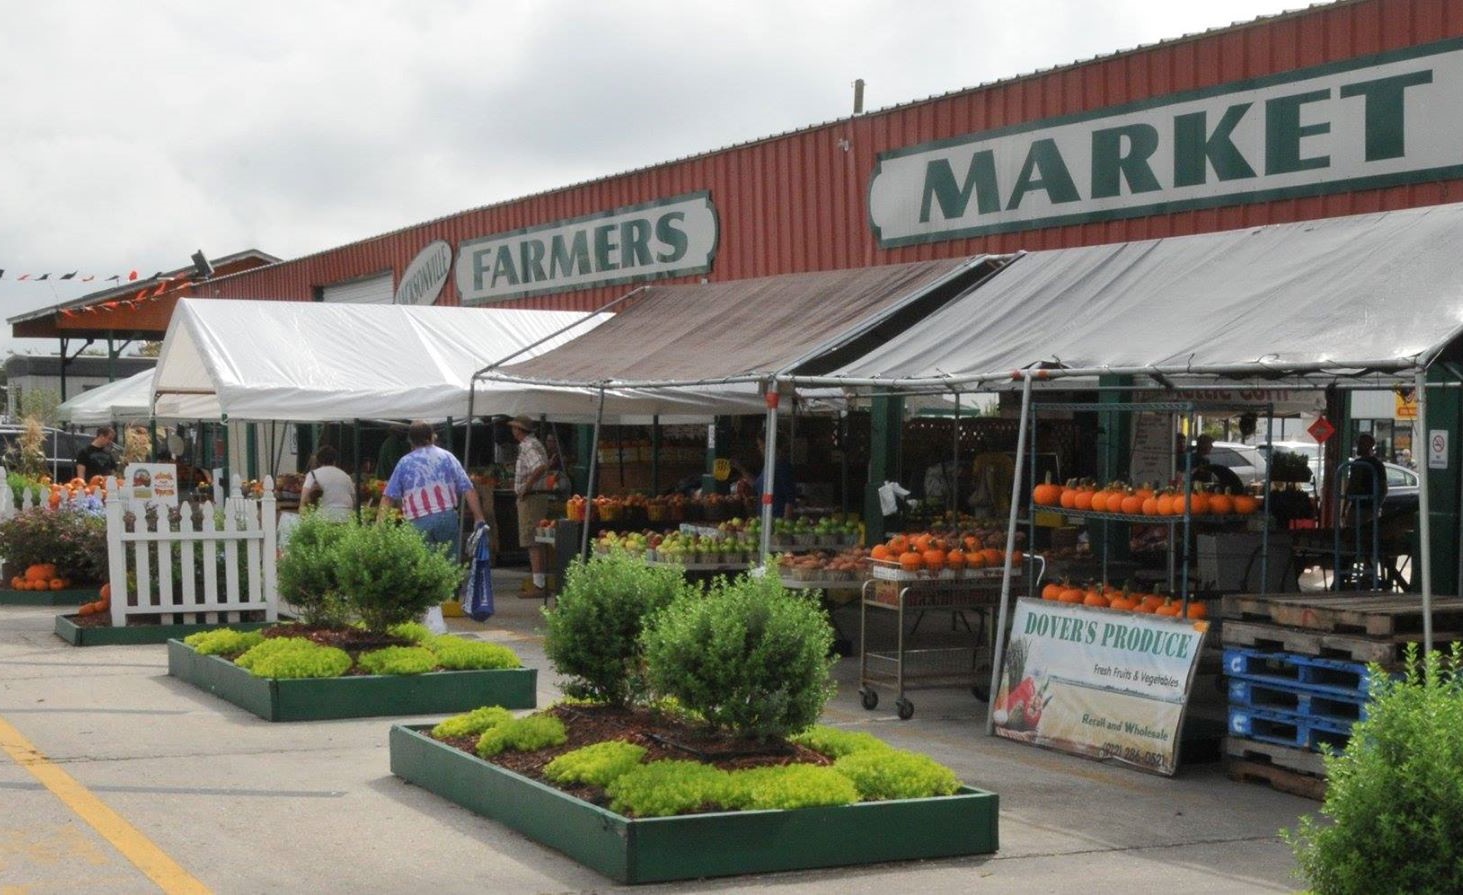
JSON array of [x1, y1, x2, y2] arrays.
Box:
[[580, 386, 606, 562], [986, 372, 1034, 735], [950, 392, 961, 519], [1416, 368, 1433, 657], [760, 386, 780, 567]]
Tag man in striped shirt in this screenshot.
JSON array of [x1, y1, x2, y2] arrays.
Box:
[[379, 421, 485, 552]]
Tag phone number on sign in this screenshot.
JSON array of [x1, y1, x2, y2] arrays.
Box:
[[1101, 742, 1168, 769]]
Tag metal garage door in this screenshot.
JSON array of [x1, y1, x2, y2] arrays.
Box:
[[320, 272, 393, 304]]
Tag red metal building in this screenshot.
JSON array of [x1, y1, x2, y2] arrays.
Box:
[[176, 0, 1462, 315]]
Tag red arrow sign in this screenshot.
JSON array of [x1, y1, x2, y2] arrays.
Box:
[[1307, 415, 1336, 443]]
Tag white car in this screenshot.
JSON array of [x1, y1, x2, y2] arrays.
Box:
[[1205, 441, 1269, 490]]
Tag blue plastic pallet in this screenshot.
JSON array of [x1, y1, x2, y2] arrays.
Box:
[[1228, 706, 1353, 751], [1223, 647, 1382, 697], [1228, 678, 1369, 723]]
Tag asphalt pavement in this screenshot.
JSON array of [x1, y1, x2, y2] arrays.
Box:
[[0, 571, 1317, 894]]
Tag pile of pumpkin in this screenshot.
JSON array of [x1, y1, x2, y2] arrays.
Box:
[[1040, 578, 1207, 619], [869, 531, 1025, 575], [9, 563, 75, 592], [1032, 477, 1260, 516], [38, 474, 119, 508]]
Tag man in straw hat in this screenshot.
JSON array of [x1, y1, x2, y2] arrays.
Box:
[[509, 415, 552, 597]]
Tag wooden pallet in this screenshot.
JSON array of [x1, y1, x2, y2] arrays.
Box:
[[1226, 757, 1328, 800], [1220, 619, 1455, 668], [1222, 592, 1463, 637], [1224, 736, 1329, 777]]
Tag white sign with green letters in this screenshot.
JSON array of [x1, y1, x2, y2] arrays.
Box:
[[870, 39, 1463, 247], [455, 191, 718, 303]]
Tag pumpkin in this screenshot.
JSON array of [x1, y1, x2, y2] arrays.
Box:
[[1083, 588, 1110, 608], [1207, 491, 1235, 515], [922, 549, 946, 572], [1185, 601, 1209, 620], [1089, 490, 1110, 513], [48, 579, 66, 591], [1141, 495, 1160, 516], [25, 564, 57, 583], [1041, 580, 1065, 601], [887, 535, 910, 555], [1119, 492, 1144, 515], [945, 549, 966, 570], [980, 548, 1004, 567], [1154, 598, 1183, 617], [10, 576, 23, 590], [1188, 489, 1212, 515], [870, 544, 891, 562], [1059, 481, 1080, 509], [963, 535, 983, 552], [1073, 488, 1095, 511], [1057, 585, 1085, 604], [1233, 494, 1260, 515], [898, 551, 923, 573], [1108, 590, 1137, 612], [99, 583, 112, 600], [1032, 473, 1063, 507]]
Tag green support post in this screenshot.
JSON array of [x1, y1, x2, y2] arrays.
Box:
[[1097, 376, 1132, 562], [246, 424, 259, 481], [863, 395, 904, 543], [702, 418, 732, 495], [1423, 368, 1461, 595], [571, 424, 593, 495]]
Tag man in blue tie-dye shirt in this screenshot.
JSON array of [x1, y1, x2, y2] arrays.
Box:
[[379, 421, 485, 551]]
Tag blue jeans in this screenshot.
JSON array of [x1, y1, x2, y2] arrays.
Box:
[[410, 509, 460, 555]]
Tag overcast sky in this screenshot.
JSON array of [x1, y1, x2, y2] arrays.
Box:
[[1, 0, 1306, 356]]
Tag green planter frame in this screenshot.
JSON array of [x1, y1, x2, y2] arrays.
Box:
[[168, 640, 537, 722], [390, 724, 1000, 884], [1, 586, 100, 606], [56, 615, 275, 647]]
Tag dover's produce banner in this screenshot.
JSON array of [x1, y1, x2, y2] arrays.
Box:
[[994, 598, 1209, 776]]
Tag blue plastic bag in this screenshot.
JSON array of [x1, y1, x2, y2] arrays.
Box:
[[465, 524, 494, 621]]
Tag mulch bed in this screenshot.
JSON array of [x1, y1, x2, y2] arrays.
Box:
[[435, 703, 832, 810]]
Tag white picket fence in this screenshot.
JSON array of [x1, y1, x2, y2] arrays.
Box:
[[105, 474, 279, 626]]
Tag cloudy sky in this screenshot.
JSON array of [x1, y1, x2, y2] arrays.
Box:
[[1, 0, 1305, 356]]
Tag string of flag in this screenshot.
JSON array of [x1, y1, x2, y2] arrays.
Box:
[[0, 269, 142, 283], [1, 267, 201, 316]]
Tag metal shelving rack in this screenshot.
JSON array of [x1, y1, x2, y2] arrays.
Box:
[[1027, 399, 1275, 606]]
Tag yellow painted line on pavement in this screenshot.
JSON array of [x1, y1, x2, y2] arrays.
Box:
[[0, 713, 210, 894]]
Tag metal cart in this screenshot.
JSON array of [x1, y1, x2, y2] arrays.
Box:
[[859, 557, 1043, 720]]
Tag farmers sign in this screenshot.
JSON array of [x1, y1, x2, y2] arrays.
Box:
[[455, 191, 718, 303], [994, 598, 1208, 775], [870, 38, 1463, 247]]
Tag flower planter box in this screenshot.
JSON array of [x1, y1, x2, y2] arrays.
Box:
[[389, 723, 1000, 884], [56, 615, 276, 647], [167, 640, 537, 722], [0, 586, 99, 606]]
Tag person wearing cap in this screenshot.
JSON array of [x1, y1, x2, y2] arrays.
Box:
[[509, 416, 552, 596], [379, 420, 486, 549]]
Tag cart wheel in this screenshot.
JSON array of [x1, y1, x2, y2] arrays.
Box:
[[860, 688, 879, 711], [896, 698, 915, 720]]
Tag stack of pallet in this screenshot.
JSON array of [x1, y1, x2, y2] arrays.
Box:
[[1219, 592, 1463, 799]]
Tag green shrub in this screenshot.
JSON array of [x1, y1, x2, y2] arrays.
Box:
[[183, 628, 265, 657], [387, 622, 431, 643], [425, 635, 520, 670], [1283, 644, 1463, 895], [475, 713, 568, 758], [331, 519, 465, 633], [544, 741, 648, 787], [790, 726, 893, 758], [431, 706, 513, 739], [276, 512, 353, 626], [605, 760, 730, 817], [543, 552, 695, 706], [641, 574, 835, 740], [358, 645, 437, 676], [0, 506, 108, 582], [236, 638, 351, 679], [833, 749, 961, 800], [722, 764, 860, 811]]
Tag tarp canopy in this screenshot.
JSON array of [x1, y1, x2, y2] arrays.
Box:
[[152, 300, 614, 422], [57, 369, 156, 425], [57, 369, 218, 424], [482, 258, 997, 405], [795, 204, 1463, 390]]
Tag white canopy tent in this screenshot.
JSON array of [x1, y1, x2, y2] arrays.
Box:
[[779, 203, 1463, 729], [151, 299, 617, 423], [56, 369, 156, 425]]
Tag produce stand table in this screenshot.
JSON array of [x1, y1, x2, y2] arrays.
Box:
[[860, 559, 1043, 720]]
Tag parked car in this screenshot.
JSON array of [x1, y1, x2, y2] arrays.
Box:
[[0, 425, 93, 482], [1258, 440, 1325, 496], [1204, 441, 1268, 490]]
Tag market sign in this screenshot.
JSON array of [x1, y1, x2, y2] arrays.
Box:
[[394, 240, 452, 305], [455, 192, 718, 303], [122, 462, 180, 511], [994, 598, 1208, 776], [870, 38, 1463, 247]]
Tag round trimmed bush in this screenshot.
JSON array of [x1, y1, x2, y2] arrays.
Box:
[[641, 574, 835, 740], [358, 645, 437, 675]]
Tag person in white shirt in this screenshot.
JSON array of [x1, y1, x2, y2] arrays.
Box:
[[301, 445, 355, 522]]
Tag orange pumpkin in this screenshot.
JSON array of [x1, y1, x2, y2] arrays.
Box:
[[922, 549, 946, 572], [1083, 588, 1110, 608], [99, 583, 112, 600], [1032, 473, 1063, 507], [1119, 492, 1144, 515], [1041, 580, 1065, 601], [1073, 488, 1095, 511], [1185, 601, 1209, 620], [1057, 585, 1085, 604], [1059, 482, 1079, 509], [1089, 490, 1110, 513], [1208, 491, 1235, 515], [945, 549, 966, 570], [870, 544, 891, 562], [898, 551, 923, 573], [1154, 598, 1183, 617], [1233, 494, 1260, 515], [48, 578, 66, 591], [10, 576, 23, 590], [1108, 591, 1137, 612]]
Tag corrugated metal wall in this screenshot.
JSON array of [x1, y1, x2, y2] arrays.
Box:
[[207, 0, 1463, 311]]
